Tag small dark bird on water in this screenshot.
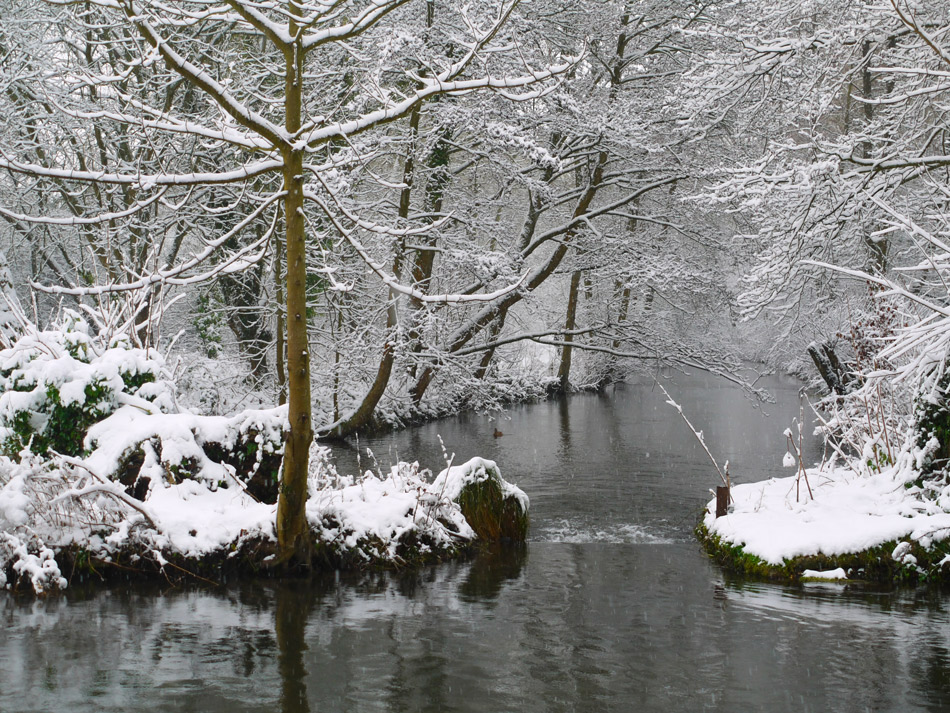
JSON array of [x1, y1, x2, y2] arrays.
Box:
[[493, 428, 504, 438]]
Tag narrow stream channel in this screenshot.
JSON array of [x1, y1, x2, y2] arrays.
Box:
[[2, 373, 949, 712]]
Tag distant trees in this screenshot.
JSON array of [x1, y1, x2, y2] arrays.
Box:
[[0, 0, 766, 436], [315, 0, 751, 430], [695, 0, 950, 366]]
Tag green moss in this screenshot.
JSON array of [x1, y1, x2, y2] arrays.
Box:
[[121, 369, 155, 394], [696, 521, 950, 584], [165, 456, 201, 483]]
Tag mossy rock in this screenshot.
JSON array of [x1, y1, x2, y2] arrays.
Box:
[[455, 471, 529, 543]]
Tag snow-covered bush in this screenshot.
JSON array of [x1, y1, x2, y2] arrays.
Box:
[[84, 406, 287, 503], [0, 315, 530, 593], [808, 211, 950, 498], [913, 365, 950, 489], [0, 449, 129, 594], [0, 310, 171, 458], [0, 311, 287, 502], [306, 454, 528, 566]]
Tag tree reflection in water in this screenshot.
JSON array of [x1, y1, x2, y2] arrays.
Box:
[[275, 581, 314, 713]]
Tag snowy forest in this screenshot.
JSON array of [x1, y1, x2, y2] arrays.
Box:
[[8, 1, 950, 711], [1, 0, 950, 590]]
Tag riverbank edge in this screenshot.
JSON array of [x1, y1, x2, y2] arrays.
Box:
[[3, 456, 530, 595], [695, 521, 950, 584], [319, 376, 612, 440], [36, 532, 485, 593]]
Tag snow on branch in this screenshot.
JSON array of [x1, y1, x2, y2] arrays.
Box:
[[33, 191, 284, 296], [119, 2, 288, 147], [301, 0, 412, 51], [0, 188, 168, 226], [41, 91, 274, 151], [305, 178, 529, 304], [657, 383, 729, 488], [802, 260, 950, 319], [301, 62, 575, 150], [888, 0, 950, 69], [51, 455, 159, 530], [0, 151, 283, 187]]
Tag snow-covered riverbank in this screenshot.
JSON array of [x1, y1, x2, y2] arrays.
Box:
[[700, 459, 950, 582], [0, 454, 527, 595]]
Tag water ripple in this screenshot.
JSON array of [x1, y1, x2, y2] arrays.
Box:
[[531, 519, 678, 544]]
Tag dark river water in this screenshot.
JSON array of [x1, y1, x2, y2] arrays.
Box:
[[3, 373, 950, 713]]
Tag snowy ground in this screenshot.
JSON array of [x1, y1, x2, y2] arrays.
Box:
[[704, 460, 950, 575]]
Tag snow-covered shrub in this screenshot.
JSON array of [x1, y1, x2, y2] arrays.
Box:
[[1, 533, 67, 594], [912, 363, 950, 495], [307, 454, 474, 565], [0, 310, 170, 458], [0, 311, 287, 502], [808, 290, 906, 477], [306, 454, 529, 566], [0, 450, 128, 593]]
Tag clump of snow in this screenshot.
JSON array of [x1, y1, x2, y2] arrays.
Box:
[[83, 404, 287, 496], [307, 457, 476, 562], [891, 541, 913, 562], [801, 567, 848, 580], [2, 533, 66, 593]]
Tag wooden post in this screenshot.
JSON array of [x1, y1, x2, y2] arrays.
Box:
[[716, 486, 730, 518]]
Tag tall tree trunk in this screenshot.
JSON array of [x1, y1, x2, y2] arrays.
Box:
[[276, 26, 312, 568], [556, 268, 583, 391], [275, 228, 287, 406]]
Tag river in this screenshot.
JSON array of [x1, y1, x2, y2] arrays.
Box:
[[2, 373, 949, 712]]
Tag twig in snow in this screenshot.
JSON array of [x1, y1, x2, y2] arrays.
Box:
[[784, 408, 814, 503], [52, 453, 159, 529]]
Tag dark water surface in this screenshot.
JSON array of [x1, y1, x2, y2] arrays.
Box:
[[3, 374, 950, 713]]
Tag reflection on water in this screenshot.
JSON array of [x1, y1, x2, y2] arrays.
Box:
[[4, 546, 950, 713], [276, 582, 312, 713], [2, 374, 950, 712]]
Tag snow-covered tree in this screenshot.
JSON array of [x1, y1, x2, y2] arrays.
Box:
[[0, 0, 567, 567], [690, 0, 950, 369]]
